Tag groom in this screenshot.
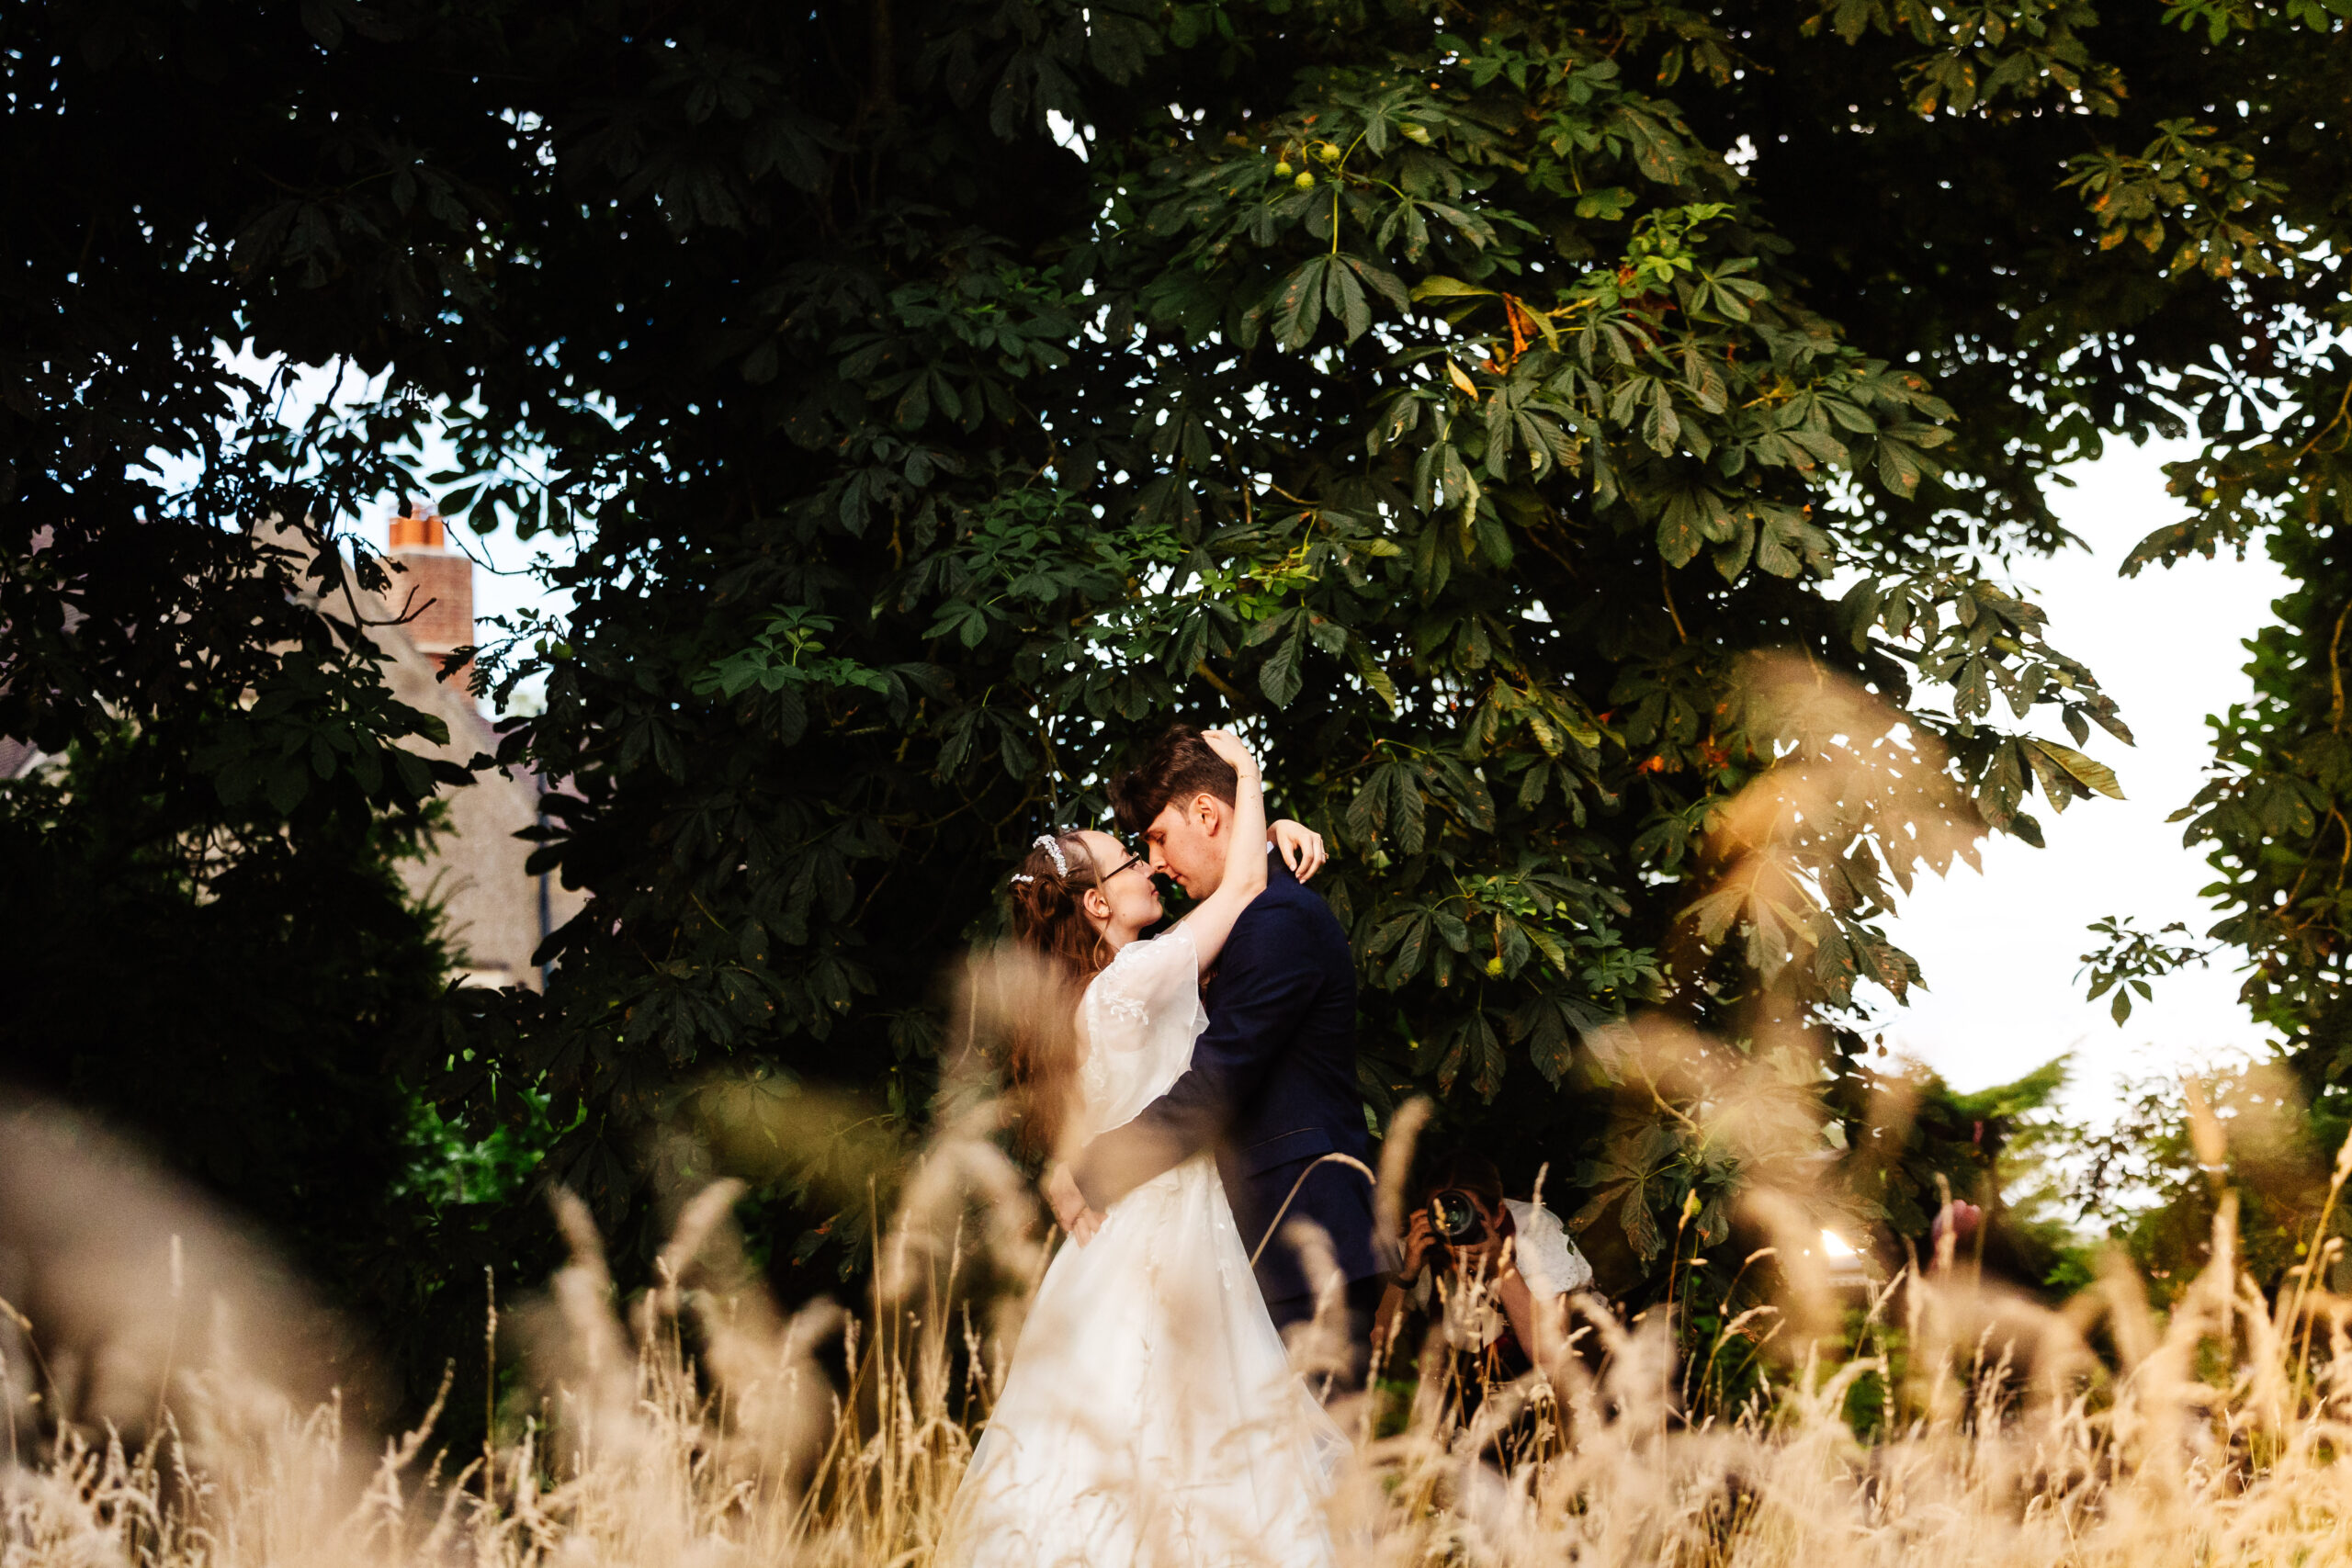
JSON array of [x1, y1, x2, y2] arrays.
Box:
[[1046, 725, 1384, 1391]]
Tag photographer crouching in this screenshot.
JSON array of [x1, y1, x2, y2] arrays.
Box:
[[1374, 1152, 1592, 1461]]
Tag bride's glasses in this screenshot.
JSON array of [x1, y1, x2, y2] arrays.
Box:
[[1101, 850, 1148, 881]]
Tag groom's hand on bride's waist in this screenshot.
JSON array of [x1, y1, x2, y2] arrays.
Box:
[[1046, 1162, 1105, 1245], [1046, 1161, 1085, 1227]]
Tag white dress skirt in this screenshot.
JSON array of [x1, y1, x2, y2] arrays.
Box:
[[944, 924, 1341, 1568]]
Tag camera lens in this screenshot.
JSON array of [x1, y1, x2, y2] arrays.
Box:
[[1431, 1190, 1484, 1244]]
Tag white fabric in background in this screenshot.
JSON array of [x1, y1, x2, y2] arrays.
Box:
[[1504, 1197, 1592, 1299], [944, 924, 1340, 1568], [1413, 1196, 1593, 1353]]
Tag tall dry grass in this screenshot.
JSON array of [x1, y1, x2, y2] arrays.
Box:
[[11, 654, 2342, 1566], [11, 1096, 2352, 1568]]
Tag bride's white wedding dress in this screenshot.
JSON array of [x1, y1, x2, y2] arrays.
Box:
[[946, 924, 1341, 1568]]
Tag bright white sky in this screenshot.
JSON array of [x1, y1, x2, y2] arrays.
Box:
[[1862, 439, 2289, 1120]]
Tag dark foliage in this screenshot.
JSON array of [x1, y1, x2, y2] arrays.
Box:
[[0, 725, 466, 1426], [12, 0, 2350, 1416]]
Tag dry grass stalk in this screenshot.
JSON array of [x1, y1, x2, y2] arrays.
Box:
[[17, 649, 2352, 1564], [5, 1124, 2352, 1568]]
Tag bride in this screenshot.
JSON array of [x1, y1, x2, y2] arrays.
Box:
[[944, 730, 1341, 1568]]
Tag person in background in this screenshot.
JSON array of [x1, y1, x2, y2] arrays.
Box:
[[1374, 1151, 1592, 1421]]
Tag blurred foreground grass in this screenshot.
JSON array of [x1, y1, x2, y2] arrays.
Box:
[[14, 1112, 2352, 1568]]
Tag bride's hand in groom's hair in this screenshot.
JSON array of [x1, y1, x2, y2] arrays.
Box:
[[1199, 728, 1260, 778], [1270, 819, 1327, 883]]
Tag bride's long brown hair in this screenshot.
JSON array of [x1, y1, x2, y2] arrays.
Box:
[[1000, 831, 1114, 1158]]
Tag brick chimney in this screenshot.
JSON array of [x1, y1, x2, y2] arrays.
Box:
[[388, 505, 474, 680]]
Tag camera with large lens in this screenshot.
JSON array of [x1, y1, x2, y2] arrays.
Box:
[[1429, 1188, 1488, 1252]]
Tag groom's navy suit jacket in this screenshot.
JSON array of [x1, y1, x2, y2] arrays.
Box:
[[1071, 854, 1381, 1314]]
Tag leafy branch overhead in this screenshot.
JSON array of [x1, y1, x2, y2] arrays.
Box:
[[37, 0, 2344, 1325]]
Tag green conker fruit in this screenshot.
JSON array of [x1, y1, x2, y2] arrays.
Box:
[[1273, 160, 1294, 177], [1294, 171, 1316, 190]]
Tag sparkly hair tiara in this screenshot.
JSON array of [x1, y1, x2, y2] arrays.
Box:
[[1009, 831, 1069, 887], [1034, 833, 1070, 874]]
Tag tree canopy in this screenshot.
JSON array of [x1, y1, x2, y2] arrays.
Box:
[[9, 0, 2352, 1394]]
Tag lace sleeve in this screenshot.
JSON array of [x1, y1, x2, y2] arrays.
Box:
[[1083, 927, 1201, 1055]]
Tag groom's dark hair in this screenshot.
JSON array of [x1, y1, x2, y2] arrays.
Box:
[[1112, 724, 1238, 835]]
